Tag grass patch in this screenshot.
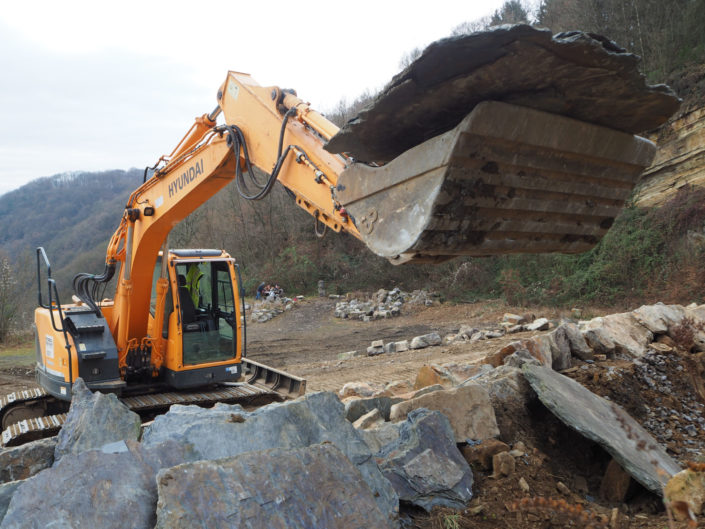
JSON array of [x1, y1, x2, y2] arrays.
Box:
[[0, 340, 35, 369]]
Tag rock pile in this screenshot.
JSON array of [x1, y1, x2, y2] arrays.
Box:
[[1, 301, 704, 527], [249, 297, 296, 323], [334, 288, 437, 321]]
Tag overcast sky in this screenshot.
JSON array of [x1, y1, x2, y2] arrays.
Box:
[[0, 0, 507, 196]]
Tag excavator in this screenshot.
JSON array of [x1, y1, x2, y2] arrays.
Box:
[[0, 25, 679, 446]]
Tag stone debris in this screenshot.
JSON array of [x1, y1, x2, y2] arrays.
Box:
[[154, 444, 395, 529], [376, 409, 474, 512], [249, 296, 297, 323], [334, 288, 437, 321]]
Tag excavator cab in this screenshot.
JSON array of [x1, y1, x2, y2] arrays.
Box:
[[152, 250, 245, 389]]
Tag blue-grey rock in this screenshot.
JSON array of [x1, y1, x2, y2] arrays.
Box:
[[142, 391, 398, 524], [154, 444, 396, 529], [360, 421, 402, 453], [523, 364, 681, 495], [377, 409, 473, 511], [345, 395, 405, 422], [0, 438, 56, 484], [0, 440, 191, 529], [54, 378, 141, 463], [0, 481, 22, 523]]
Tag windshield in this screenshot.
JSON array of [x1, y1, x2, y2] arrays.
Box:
[[174, 260, 237, 366]]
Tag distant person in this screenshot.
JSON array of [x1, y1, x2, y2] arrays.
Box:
[[256, 282, 265, 300]]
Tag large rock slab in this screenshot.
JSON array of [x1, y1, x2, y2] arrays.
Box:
[[0, 437, 56, 483], [325, 25, 678, 163], [0, 440, 190, 529], [142, 391, 398, 523], [581, 312, 653, 358], [389, 383, 499, 442], [154, 444, 395, 529], [522, 364, 680, 494], [54, 378, 141, 462], [632, 303, 686, 334], [377, 409, 473, 512]]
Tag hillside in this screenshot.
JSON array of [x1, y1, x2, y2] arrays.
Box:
[[0, 170, 140, 315]]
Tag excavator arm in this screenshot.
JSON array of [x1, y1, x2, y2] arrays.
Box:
[[92, 25, 680, 364]]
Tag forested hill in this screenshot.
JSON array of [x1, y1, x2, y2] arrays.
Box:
[[0, 170, 141, 295]]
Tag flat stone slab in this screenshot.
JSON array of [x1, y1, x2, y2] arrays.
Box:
[[154, 444, 395, 529], [326, 25, 678, 163], [522, 364, 681, 494]]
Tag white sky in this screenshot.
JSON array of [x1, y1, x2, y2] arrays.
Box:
[[0, 0, 506, 196]]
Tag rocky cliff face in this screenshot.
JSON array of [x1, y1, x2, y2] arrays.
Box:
[[636, 105, 705, 206]]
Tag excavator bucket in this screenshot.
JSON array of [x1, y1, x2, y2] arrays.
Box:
[[328, 25, 680, 264], [336, 101, 656, 263]]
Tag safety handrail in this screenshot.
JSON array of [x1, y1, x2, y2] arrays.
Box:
[[35, 247, 73, 386]]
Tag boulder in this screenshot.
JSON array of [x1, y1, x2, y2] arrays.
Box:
[[503, 349, 541, 368], [486, 341, 524, 368], [503, 313, 525, 325], [526, 318, 549, 331], [471, 366, 534, 409], [384, 380, 414, 395], [345, 395, 405, 422], [0, 437, 56, 484], [460, 439, 510, 470], [141, 391, 398, 522], [414, 365, 454, 389], [492, 451, 515, 477], [394, 340, 410, 352], [599, 458, 633, 502], [0, 440, 190, 529], [154, 444, 396, 529], [410, 332, 442, 350], [632, 303, 686, 334], [389, 384, 499, 442], [549, 325, 573, 370], [377, 409, 473, 512], [359, 421, 402, 454], [522, 364, 681, 495], [556, 322, 594, 361], [664, 468, 705, 521], [0, 481, 22, 523], [580, 313, 653, 358], [353, 408, 384, 430], [54, 378, 141, 463], [339, 382, 377, 399]]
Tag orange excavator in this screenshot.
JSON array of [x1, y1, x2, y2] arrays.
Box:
[[0, 26, 679, 445]]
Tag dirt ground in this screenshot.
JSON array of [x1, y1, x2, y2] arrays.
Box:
[[1, 297, 702, 528]]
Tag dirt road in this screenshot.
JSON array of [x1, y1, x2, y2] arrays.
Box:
[[246, 297, 542, 393]]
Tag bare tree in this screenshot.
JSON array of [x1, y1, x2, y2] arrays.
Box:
[[0, 255, 18, 344], [490, 0, 531, 25]]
